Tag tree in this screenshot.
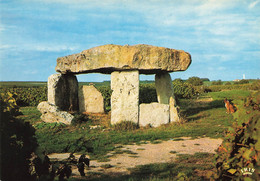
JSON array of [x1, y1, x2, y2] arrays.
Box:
[[212, 80, 223, 85], [186, 77, 203, 86]]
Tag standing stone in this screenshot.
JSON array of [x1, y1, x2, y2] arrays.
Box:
[[139, 103, 170, 127], [48, 74, 79, 111], [155, 72, 173, 104], [169, 97, 180, 122], [78, 85, 105, 113], [111, 70, 139, 124], [155, 72, 179, 122]]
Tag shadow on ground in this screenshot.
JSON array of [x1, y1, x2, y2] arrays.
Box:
[[181, 100, 224, 118]]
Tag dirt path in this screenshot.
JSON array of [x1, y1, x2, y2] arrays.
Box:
[[48, 137, 222, 176]]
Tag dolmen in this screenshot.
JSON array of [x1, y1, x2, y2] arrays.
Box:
[[38, 44, 191, 127]]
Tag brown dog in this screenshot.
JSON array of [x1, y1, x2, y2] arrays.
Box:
[[224, 98, 235, 114]]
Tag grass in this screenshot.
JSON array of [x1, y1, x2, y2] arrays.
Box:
[[14, 88, 255, 180], [208, 89, 251, 101], [17, 89, 251, 162]]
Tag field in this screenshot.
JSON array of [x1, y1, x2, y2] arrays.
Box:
[[1, 79, 259, 180]]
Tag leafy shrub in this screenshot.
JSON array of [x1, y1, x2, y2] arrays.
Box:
[[234, 79, 250, 84], [113, 121, 139, 131], [201, 78, 210, 82], [212, 80, 223, 85], [186, 76, 203, 86], [172, 79, 196, 98], [0, 92, 38, 181], [225, 82, 232, 85], [250, 80, 260, 90], [0, 92, 19, 115], [0, 87, 47, 106], [214, 92, 260, 180], [139, 84, 157, 103], [97, 86, 112, 109]]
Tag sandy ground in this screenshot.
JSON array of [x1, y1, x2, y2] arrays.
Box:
[[48, 137, 222, 176]]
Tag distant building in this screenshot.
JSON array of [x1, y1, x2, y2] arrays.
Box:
[[233, 79, 240, 82]]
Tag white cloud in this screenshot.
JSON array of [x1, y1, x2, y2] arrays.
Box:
[[34, 45, 79, 52], [249, 0, 260, 9], [0, 43, 79, 53], [0, 44, 15, 49]]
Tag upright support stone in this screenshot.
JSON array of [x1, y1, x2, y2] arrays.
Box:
[[78, 85, 105, 113], [111, 70, 139, 124], [155, 72, 173, 104], [155, 72, 179, 122], [169, 97, 180, 122], [48, 73, 79, 111]]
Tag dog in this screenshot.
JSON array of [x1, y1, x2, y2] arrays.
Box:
[[224, 98, 235, 114]]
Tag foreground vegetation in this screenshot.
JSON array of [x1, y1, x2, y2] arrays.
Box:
[[18, 90, 239, 160], [1, 78, 259, 180]]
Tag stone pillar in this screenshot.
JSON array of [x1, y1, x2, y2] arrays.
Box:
[[169, 96, 180, 122], [48, 73, 79, 111], [78, 85, 105, 113], [155, 72, 173, 104], [111, 70, 139, 124], [155, 72, 179, 122]]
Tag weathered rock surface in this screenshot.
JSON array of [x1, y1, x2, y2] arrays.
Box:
[[111, 70, 139, 124], [37, 101, 74, 125], [155, 72, 180, 122], [48, 74, 79, 111], [78, 85, 105, 113], [55, 44, 191, 74], [155, 72, 174, 104], [169, 97, 180, 122], [139, 103, 170, 127]]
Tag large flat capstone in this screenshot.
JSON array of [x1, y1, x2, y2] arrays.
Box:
[[55, 44, 191, 74]]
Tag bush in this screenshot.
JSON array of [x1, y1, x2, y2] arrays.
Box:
[[0, 87, 47, 106], [250, 80, 260, 90], [172, 79, 196, 98], [214, 92, 260, 180], [0, 92, 38, 181], [97, 86, 112, 109], [139, 84, 157, 103], [225, 82, 232, 85], [234, 79, 249, 84], [212, 80, 223, 85], [186, 76, 203, 86]]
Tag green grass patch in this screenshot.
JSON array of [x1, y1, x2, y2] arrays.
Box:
[[208, 89, 251, 101], [19, 89, 249, 161], [20, 104, 233, 161]]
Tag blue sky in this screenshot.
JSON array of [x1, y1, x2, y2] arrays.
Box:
[[0, 0, 259, 82]]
